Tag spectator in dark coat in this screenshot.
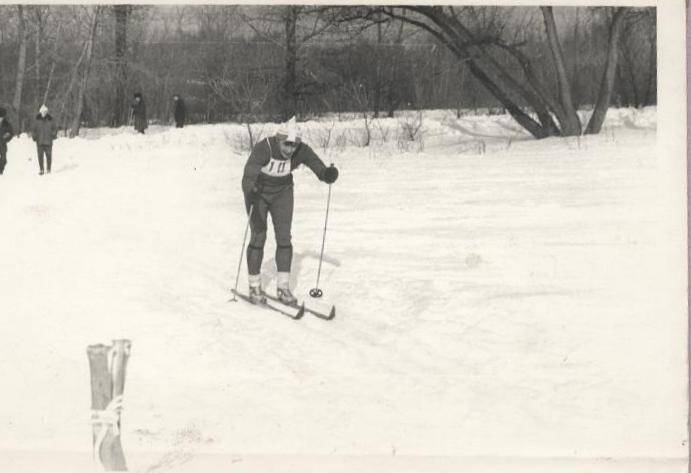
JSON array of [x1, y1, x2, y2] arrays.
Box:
[[173, 94, 186, 128], [131, 92, 147, 134], [0, 107, 15, 175], [32, 104, 58, 175]]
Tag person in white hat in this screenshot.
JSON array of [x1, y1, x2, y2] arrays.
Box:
[[241, 116, 339, 305], [31, 104, 58, 175]]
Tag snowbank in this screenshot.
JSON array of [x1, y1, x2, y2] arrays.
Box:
[[1, 107, 685, 473]]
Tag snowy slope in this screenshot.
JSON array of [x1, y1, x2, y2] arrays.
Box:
[[0, 108, 686, 473]]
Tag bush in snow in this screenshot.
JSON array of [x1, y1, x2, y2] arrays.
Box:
[[397, 112, 425, 152], [314, 122, 336, 152]]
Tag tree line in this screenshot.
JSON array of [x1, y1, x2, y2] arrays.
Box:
[[0, 5, 655, 138]]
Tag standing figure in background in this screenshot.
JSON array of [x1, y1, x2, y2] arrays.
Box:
[[0, 107, 14, 175], [173, 94, 186, 128], [131, 92, 147, 134], [32, 104, 58, 175]]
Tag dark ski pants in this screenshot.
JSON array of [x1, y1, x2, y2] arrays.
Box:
[[37, 144, 52, 172], [245, 186, 294, 276], [0, 150, 6, 174]]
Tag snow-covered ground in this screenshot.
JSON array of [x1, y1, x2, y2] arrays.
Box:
[[0, 108, 686, 473]]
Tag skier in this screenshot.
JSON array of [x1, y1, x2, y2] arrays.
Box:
[[241, 116, 339, 305], [31, 104, 58, 175], [131, 92, 147, 134], [0, 107, 14, 175], [173, 94, 186, 128]]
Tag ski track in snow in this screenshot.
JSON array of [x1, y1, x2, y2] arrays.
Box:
[[0, 108, 686, 470]]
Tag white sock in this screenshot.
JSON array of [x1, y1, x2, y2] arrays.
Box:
[[249, 274, 261, 288], [277, 272, 290, 290]]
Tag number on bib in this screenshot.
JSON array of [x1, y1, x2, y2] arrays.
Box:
[[262, 158, 292, 177]]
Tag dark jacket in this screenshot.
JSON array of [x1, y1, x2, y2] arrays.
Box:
[[131, 99, 147, 132], [174, 98, 186, 124], [32, 114, 58, 145], [242, 136, 328, 197], [0, 118, 14, 153]]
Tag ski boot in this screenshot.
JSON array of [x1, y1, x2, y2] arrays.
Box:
[[248, 285, 267, 305], [277, 287, 298, 306]]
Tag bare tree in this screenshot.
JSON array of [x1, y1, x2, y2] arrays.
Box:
[[113, 5, 130, 126], [71, 6, 100, 137], [240, 6, 346, 120], [13, 5, 29, 130], [541, 7, 581, 135], [381, 14, 408, 117], [32, 6, 46, 102], [345, 6, 634, 138], [616, 7, 656, 108], [208, 69, 273, 124], [0, 5, 651, 132], [282, 6, 299, 120], [585, 7, 626, 134], [42, 21, 62, 105], [642, 11, 656, 106]]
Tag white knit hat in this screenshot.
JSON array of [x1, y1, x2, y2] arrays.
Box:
[[39, 104, 49, 114], [276, 116, 300, 143]]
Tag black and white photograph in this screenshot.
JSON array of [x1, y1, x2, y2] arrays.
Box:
[[0, 1, 687, 472]]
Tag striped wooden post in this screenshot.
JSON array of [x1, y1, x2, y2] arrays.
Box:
[[87, 339, 131, 471]]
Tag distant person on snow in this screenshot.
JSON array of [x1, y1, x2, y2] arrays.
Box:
[[131, 92, 147, 134], [32, 104, 58, 175], [173, 94, 186, 128], [241, 116, 339, 305], [0, 107, 14, 175]]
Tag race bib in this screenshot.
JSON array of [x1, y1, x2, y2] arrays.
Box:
[[261, 158, 292, 177]]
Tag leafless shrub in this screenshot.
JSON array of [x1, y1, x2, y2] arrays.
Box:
[[334, 131, 348, 152], [396, 112, 425, 152], [343, 125, 369, 148], [398, 112, 424, 142], [361, 112, 372, 147], [372, 118, 393, 146], [463, 139, 485, 154], [245, 122, 268, 150], [229, 123, 267, 154], [314, 121, 336, 151]]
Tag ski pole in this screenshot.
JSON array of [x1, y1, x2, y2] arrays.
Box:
[[310, 179, 333, 298], [231, 203, 254, 301]]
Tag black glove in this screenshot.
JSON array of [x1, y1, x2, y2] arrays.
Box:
[[322, 165, 339, 184], [247, 185, 262, 204]]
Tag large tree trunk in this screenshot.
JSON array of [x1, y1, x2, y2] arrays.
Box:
[[643, 20, 657, 106], [282, 6, 299, 120], [397, 6, 559, 138], [71, 7, 100, 137], [477, 43, 562, 136], [614, 63, 629, 107], [541, 6, 581, 135], [373, 19, 382, 118], [386, 17, 405, 117], [624, 52, 640, 107], [113, 5, 129, 127], [465, 56, 551, 138], [13, 5, 28, 131], [571, 7, 581, 109], [586, 7, 627, 134]]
